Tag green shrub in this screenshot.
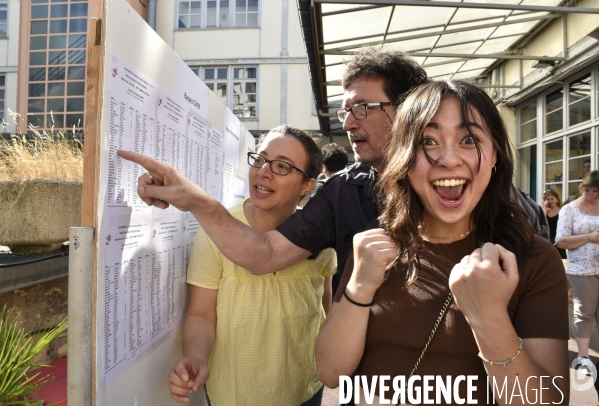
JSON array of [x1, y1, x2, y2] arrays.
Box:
[[0, 305, 67, 405]]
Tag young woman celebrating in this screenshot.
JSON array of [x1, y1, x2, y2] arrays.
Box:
[[543, 189, 567, 259], [168, 125, 335, 405], [315, 81, 569, 405]]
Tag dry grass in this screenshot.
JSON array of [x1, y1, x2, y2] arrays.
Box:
[[0, 112, 83, 182]]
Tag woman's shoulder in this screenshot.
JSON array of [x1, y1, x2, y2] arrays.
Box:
[[520, 234, 564, 272], [561, 201, 578, 213], [312, 247, 336, 267], [529, 234, 554, 252], [281, 247, 336, 277]]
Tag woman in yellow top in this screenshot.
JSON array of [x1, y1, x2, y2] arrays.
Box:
[[168, 125, 336, 405]]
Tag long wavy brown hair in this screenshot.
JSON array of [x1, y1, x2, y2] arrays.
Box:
[[378, 81, 534, 283]]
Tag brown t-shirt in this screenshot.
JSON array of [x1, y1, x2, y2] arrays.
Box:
[[334, 233, 569, 404]]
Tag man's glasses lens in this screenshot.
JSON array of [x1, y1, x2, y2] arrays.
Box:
[[337, 104, 368, 123], [353, 104, 366, 119]]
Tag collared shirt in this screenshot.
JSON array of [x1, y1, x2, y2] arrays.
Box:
[[276, 162, 379, 294]]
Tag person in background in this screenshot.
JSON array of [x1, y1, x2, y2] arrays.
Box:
[[316, 80, 569, 405], [543, 189, 567, 259], [556, 170, 599, 377], [167, 125, 336, 406], [310, 143, 349, 198]]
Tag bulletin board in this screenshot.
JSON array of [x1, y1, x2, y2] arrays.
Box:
[[79, 1, 255, 404]]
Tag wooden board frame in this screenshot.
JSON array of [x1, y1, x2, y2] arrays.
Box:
[[82, 15, 105, 406]]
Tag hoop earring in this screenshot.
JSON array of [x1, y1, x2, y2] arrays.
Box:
[[492, 166, 497, 175]]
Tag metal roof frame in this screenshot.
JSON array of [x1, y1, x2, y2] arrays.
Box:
[[315, 0, 599, 14], [296, 0, 599, 137]]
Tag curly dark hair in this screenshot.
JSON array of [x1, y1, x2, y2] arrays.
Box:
[[342, 46, 428, 105], [258, 125, 323, 180], [378, 80, 534, 283], [321, 143, 349, 173]]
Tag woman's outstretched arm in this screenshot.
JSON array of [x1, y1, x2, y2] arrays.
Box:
[[117, 150, 311, 274]]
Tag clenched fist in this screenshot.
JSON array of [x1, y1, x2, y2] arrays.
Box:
[[346, 229, 399, 303]]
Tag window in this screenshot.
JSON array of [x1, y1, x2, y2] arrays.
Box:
[[202, 66, 228, 104], [26, 0, 87, 131], [0, 75, 5, 123], [193, 65, 257, 119], [207, 0, 229, 27], [232, 67, 256, 118], [543, 132, 592, 204], [178, 1, 201, 28], [234, 0, 258, 27], [177, 0, 259, 28], [569, 74, 591, 127], [518, 144, 537, 201], [519, 100, 536, 143], [544, 139, 563, 202], [545, 88, 563, 134], [517, 67, 599, 204], [566, 132, 591, 200], [0, 1, 7, 37]]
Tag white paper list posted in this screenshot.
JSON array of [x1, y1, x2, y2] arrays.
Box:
[[101, 54, 247, 386]]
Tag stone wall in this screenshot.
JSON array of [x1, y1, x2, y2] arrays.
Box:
[[0, 277, 68, 364], [0, 180, 82, 254]]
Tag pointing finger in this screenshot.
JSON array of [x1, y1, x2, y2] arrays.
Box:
[[118, 150, 166, 176]]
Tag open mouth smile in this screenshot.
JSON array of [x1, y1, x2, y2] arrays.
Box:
[[255, 185, 274, 194], [431, 178, 469, 204]]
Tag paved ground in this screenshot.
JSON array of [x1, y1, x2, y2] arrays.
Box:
[[566, 298, 599, 406], [321, 302, 599, 405]]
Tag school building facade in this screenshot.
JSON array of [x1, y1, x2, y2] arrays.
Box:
[[7, 0, 319, 137]]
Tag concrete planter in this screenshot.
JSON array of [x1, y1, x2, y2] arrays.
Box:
[[0, 180, 82, 254]]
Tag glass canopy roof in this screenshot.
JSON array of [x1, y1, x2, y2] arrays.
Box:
[[301, 0, 599, 135]]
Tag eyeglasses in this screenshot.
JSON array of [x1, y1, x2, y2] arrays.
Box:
[[336, 102, 394, 123], [247, 152, 309, 177]]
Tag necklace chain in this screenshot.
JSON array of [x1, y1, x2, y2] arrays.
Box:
[[423, 228, 474, 240]]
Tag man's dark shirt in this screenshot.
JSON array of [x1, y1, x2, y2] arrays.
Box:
[[276, 162, 379, 294]]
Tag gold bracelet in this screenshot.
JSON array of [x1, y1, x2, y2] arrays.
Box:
[[478, 338, 523, 369]]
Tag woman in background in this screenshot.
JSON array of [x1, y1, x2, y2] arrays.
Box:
[[168, 125, 335, 406], [543, 189, 567, 259], [556, 170, 599, 376]]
